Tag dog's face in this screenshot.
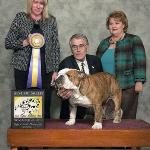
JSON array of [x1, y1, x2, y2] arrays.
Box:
[[55, 68, 85, 90]]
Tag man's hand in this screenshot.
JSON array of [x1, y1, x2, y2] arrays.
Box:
[[57, 87, 72, 99], [51, 72, 58, 86]]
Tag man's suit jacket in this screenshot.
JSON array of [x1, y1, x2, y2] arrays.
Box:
[[58, 54, 103, 119], [59, 54, 102, 74]]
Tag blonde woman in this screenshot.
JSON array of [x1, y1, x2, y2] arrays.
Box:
[[5, 0, 60, 119]]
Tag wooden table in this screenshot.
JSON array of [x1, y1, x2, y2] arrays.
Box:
[[7, 119, 150, 150]]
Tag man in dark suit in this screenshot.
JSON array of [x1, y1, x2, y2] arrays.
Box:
[[58, 33, 103, 119]]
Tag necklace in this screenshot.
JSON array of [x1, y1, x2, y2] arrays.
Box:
[[109, 33, 125, 44]]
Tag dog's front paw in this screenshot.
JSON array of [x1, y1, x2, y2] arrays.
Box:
[[65, 119, 75, 126], [92, 122, 102, 129]]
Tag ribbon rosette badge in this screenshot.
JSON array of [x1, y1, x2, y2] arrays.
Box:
[[27, 33, 45, 89], [30, 33, 45, 49]]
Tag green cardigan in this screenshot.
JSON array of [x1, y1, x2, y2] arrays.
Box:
[[96, 33, 146, 89]]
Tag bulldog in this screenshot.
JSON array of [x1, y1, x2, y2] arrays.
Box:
[[55, 68, 122, 129]]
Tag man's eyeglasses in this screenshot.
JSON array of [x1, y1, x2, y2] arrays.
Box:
[[71, 44, 86, 51]]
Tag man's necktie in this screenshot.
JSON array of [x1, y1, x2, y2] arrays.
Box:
[[81, 62, 85, 73]]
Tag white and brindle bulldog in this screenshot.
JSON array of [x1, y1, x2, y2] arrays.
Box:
[[55, 68, 123, 129]]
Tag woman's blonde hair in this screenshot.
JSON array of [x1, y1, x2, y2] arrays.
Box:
[[106, 10, 128, 33], [27, 0, 49, 19]]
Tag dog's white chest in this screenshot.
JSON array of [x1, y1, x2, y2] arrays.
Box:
[[70, 91, 92, 107]]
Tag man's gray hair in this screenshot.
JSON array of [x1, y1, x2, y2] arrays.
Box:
[[69, 33, 89, 46]]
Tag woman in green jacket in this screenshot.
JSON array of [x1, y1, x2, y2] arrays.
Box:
[[96, 10, 146, 119]]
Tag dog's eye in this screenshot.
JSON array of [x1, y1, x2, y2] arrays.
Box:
[[67, 74, 73, 79], [67, 74, 70, 78]]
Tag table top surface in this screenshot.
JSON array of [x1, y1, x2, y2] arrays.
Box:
[[8, 119, 150, 130], [42, 119, 150, 130]]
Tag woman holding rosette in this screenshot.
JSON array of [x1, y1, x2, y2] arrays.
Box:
[[5, 0, 60, 119]]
